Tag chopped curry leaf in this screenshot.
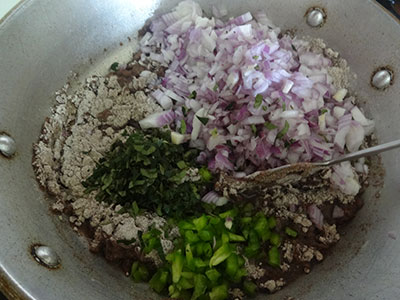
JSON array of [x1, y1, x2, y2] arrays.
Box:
[[110, 62, 119, 71], [189, 91, 197, 99], [251, 124, 257, 135], [254, 94, 263, 109], [197, 116, 209, 125], [180, 119, 187, 134], [225, 102, 235, 111], [276, 121, 290, 139], [264, 122, 278, 130], [82, 129, 205, 218]]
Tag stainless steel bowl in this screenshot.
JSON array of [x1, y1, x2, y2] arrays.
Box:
[[1, 0, 400, 299]]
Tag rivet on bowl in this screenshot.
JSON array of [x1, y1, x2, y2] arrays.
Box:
[[0, 134, 16, 158], [371, 67, 394, 90], [31, 244, 61, 269], [305, 7, 326, 28]]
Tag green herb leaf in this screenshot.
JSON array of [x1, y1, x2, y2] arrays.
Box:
[[210, 128, 218, 137], [177, 160, 187, 169], [264, 122, 278, 130], [189, 91, 197, 99], [199, 167, 212, 182], [82, 130, 204, 218], [213, 84, 219, 92], [197, 116, 209, 125], [182, 106, 189, 117], [251, 124, 257, 135], [180, 119, 187, 134], [282, 102, 286, 111], [262, 105, 268, 111], [320, 108, 328, 114], [132, 201, 140, 216], [225, 102, 235, 111], [253, 55, 259, 60], [276, 120, 290, 139], [110, 62, 119, 71], [254, 94, 263, 109], [291, 44, 297, 52]]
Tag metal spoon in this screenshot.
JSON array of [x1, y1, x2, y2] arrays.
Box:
[[268, 139, 400, 173], [236, 139, 400, 185]]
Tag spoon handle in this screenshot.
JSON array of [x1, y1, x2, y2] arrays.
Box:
[[324, 139, 400, 166]]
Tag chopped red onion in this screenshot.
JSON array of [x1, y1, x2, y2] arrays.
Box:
[[332, 205, 345, 219], [139, 0, 374, 195], [307, 204, 324, 230]]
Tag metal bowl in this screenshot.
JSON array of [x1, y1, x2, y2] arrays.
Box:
[[1, 0, 400, 299]]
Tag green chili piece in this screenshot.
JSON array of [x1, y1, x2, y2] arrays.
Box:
[[243, 203, 254, 216], [193, 215, 208, 231], [201, 243, 213, 258], [268, 246, 281, 267], [237, 255, 245, 267], [221, 233, 229, 245], [285, 227, 298, 237], [205, 268, 221, 282], [228, 232, 246, 242], [254, 216, 270, 242], [199, 167, 213, 182], [130, 261, 139, 280], [179, 220, 196, 231], [219, 208, 238, 219], [209, 284, 228, 300], [210, 244, 232, 267], [149, 269, 169, 293], [177, 160, 187, 169], [225, 253, 239, 278], [185, 244, 194, 268], [172, 250, 184, 283], [240, 217, 252, 225], [192, 274, 208, 300], [243, 280, 257, 297], [268, 216, 277, 229], [270, 232, 281, 246], [194, 257, 207, 269], [231, 267, 247, 283], [178, 277, 194, 290], [185, 230, 200, 244]]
